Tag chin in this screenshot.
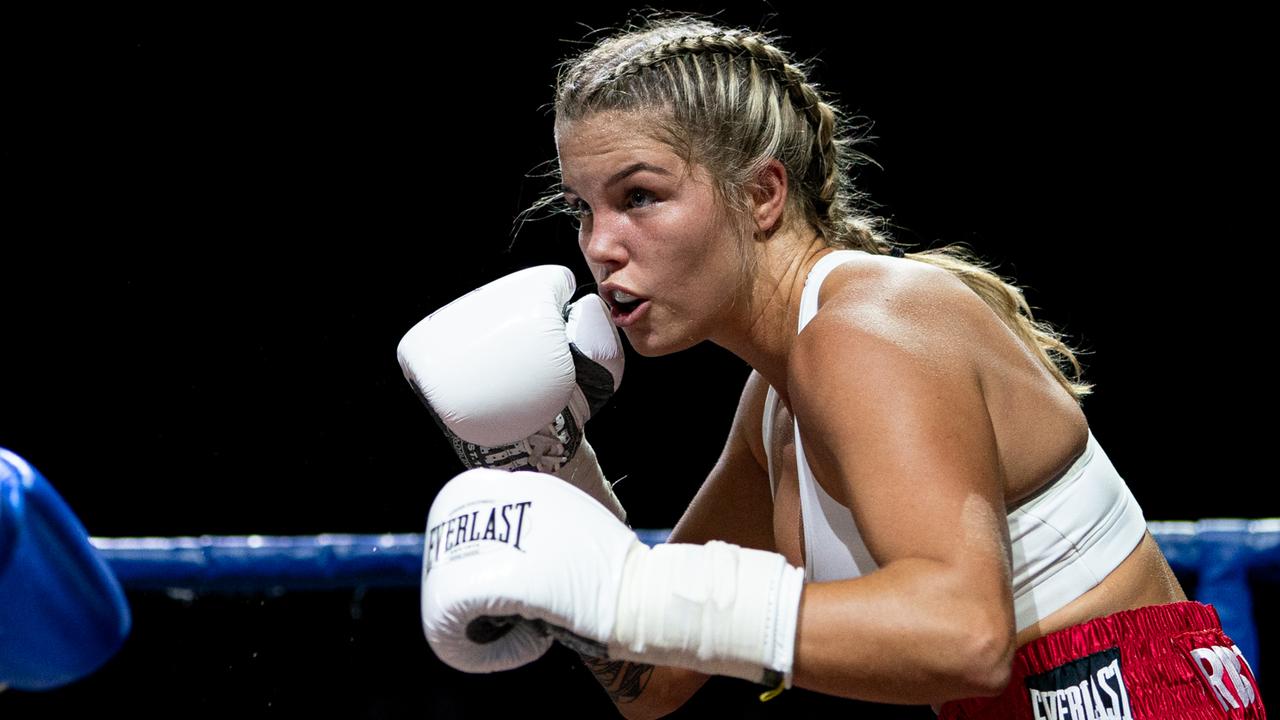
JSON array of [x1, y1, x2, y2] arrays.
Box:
[[625, 329, 702, 358]]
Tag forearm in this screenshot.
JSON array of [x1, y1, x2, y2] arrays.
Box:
[[792, 558, 1014, 705], [554, 436, 627, 523], [577, 653, 709, 720]]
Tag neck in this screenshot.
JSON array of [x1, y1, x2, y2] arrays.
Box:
[[709, 232, 835, 404]]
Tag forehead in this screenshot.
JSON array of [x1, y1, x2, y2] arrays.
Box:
[[555, 113, 683, 190]]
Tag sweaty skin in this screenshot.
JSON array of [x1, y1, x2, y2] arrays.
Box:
[[557, 109, 1186, 712]]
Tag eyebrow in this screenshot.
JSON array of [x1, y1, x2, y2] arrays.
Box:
[[559, 162, 673, 197]]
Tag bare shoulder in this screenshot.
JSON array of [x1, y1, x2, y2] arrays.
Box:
[[786, 257, 1012, 585], [785, 255, 999, 506], [806, 252, 995, 367]]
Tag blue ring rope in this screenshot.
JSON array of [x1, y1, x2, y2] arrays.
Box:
[[92, 521, 1279, 679]]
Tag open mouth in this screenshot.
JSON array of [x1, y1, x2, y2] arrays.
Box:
[[614, 297, 644, 314], [611, 298, 650, 324]]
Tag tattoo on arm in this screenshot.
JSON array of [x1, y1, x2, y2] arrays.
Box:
[[579, 654, 655, 705]]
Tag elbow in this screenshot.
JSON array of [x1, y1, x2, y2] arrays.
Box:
[[957, 622, 1015, 698]]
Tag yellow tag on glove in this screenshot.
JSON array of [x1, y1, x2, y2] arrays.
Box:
[[758, 677, 786, 702]]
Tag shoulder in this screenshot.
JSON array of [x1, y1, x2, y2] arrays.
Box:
[[785, 257, 1007, 536], [798, 252, 992, 379], [786, 255, 998, 497]]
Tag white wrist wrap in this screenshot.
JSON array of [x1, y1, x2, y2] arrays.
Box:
[[553, 436, 627, 525], [609, 540, 805, 688]]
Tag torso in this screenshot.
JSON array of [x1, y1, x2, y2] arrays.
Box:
[[762, 254, 1185, 650]]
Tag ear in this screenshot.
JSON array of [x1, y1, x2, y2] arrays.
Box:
[[749, 158, 789, 237]]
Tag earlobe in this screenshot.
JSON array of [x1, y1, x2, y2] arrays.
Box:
[[751, 158, 789, 236]]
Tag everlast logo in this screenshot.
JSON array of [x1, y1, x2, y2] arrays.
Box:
[[1026, 647, 1132, 720], [1179, 637, 1260, 714], [424, 500, 533, 572]]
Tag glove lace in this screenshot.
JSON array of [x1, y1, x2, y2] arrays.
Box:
[[525, 424, 569, 473]]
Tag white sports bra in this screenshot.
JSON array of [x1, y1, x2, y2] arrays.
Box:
[[762, 249, 1148, 632]]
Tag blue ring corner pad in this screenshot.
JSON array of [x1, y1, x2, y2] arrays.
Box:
[[0, 447, 131, 691]]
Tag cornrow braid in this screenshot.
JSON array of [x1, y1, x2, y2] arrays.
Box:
[[524, 12, 1095, 403], [562, 20, 867, 253], [657, 30, 845, 214], [600, 30, 826, 132]]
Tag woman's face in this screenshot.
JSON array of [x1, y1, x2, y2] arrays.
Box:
[[556, 112, 750, 356]]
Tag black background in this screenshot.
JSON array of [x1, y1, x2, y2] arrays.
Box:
[[1, 5, 1271, 718]]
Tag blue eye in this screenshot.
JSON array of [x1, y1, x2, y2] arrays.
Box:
[[628, 189, 655, 208], [565, 189, 655, 219]]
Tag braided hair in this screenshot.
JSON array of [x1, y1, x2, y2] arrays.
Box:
[[526, 12, 1095, 403], [551, 17, 898, 258]]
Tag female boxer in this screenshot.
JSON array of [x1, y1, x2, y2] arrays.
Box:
[[414, 13, 1265, 720]]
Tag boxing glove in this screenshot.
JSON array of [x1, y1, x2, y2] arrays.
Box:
[[0, 448, 131, 691], [398, 265, 627, 522], [421, 468, 805, 691]]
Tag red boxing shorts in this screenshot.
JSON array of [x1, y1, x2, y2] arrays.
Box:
[[938, 601, 1266, 720]]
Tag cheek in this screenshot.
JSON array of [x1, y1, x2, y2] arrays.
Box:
[[577, 242, 606, 276]]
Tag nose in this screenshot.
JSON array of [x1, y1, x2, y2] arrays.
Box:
[[578, 211, 628, 275]]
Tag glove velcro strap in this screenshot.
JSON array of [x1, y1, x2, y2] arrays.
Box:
[[609, 540, 805, 688]]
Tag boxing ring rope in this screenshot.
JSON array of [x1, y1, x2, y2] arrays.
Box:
[[92, 521, 1279, 679]]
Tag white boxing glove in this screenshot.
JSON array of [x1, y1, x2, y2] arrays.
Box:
[[421, 468, 806, 692], [397, 265, 627, 522]]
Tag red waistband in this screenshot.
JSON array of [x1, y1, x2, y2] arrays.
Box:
[[938, 601, 1266, 720], [1016, 600, 1223, 675]]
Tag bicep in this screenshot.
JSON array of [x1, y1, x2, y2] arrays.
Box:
[[789, 316, 1014, 623], [667, 369, 776, 552]]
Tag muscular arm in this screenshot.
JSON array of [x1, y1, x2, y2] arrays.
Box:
[[576, 370, 777, 719], [784, 293, 1017, 704]]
